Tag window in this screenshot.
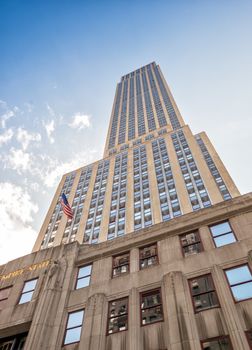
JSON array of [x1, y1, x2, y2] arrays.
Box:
[[246, 330, 252, 349], [107, 297, 128, 334], [139, 243, 158, 269], [225, 264, 252, 302], [180, 231, 203, 257], [112, 253, 129, 278], [201, 336, 233, 349], [140, 289, 163, 325], [0, 286, 11, 310], [64, 310, 84, 345], [209, 221, 236, 247], [19, 278, 38, 304], [189, 274, 219, 312], [75, 264, 92, 289]]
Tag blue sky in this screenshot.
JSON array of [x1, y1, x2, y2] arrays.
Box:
[[0, 0, 252, 264]]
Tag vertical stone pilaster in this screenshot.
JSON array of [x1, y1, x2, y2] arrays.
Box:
[[128, 288, 140, 350], [162, 271, 201, 350]]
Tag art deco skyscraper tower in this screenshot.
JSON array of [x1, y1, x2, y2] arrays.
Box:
[[33, 62, 240, 251]]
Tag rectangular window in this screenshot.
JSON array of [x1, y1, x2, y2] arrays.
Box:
[[180, 231, 203, 257], [139, 243, 158, 269], [64, 310, 84, 345], [0, 286, 12, 310], [201, 336, 233, 349], [112, 253, 129, 278], [140, 289, 163, 325], [189, 274, 219, 312], [19, 278, 38, 304], [209, 221, 236, 247], [76, 265, 92, 289], [246, 330, 252, 349], [107, 297, 128, 334], [225, 264, 252, 302]]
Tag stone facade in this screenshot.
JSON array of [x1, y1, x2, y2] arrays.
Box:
[[1, 193, 252, 349]]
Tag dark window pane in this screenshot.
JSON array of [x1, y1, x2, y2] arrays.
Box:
[[184, 243, 202, 256], [214, 233, 236, 247], [109, 299, 128, 318], [0, 287, 11, 301], [210, 222, 231, 237], [64, 327, 82, 345], [141, 305, 163, 325], [231, 282, 252, 301], [113, 265, 129, 277], [108, 315, 128, 334], [141, 292, 161, 309], [193, 292, 219, 311], [226, 266, 252, 285], [68, 310, 84, 328], [181, 232, 199, 246], [140, 256, 158, 269], [191, 275, 214, 296], [76, 276, 90, 289], [19, 291, 33, 304], [202, 337, 232, 349]]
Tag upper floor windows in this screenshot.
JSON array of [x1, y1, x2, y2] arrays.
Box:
[[180, 231, 203, 257], [64, 309, 84, 345], [209, 221, 236, 247], [112, 253, 130, 278], [139, 243, 158, 269], [75, 265, 92, 289], [140, 289, 163, 325], [189, 274, 219, 312], [225, 264, 252, 302], [107, 297, 128, 334], [19, 278, 38, 304]]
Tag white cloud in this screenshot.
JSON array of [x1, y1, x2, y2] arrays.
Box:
[[2, 147, 33, 174], [43, 119, 55, 143], [69, 113, 91, 130], [24, 102, 34, 113], [0, 110, 15, 128], [0, 182, 38, 264], [0, 128, 14, 146], [46, 103, 56, 117], [16, 127, 41, 150]]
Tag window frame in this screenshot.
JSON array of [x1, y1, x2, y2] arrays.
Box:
[[112, 252, 130, 279], [179, 230, 204, 257], [0, 286, 12, 310], [18, 278, 38, 305], [63, 309, 85, 346], [209, 220, 237, 248], [188, 273, 220, 313], [200, 335, 233, 349], [139, 242, 159, 270], [106, 296, 129, 335], [245, 330, 252, 349], [75, 264, 92, 290], [224, 263, 252, 303], [140, 288, 164, 326]]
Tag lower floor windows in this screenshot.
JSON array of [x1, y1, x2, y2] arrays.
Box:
[[64, 309, 84, 345], [107, 297, 128, 334], [201, 336, 233, 349], [140, 289, 163, 325]]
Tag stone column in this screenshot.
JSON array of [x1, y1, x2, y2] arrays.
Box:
[[128, 287, 140, 350], [162, 271, 201, 350]]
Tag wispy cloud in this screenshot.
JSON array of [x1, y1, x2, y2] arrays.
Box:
[[2, 147, 33, 174], [69, 113, 91, 130], [0, 128, 14, 146], [42, 119, 55, 143], [0, 182, 38, 264], [16, 127, 41, 150]]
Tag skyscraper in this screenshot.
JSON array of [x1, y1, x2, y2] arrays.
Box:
[[1, 63, 252, 350], [33, 62, 240, 252]]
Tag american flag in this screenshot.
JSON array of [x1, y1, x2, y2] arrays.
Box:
[[61, 193, 74, 219]]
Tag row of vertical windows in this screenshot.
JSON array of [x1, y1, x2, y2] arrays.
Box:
[[107, 153, 128, 240], [195, 135, 232, 200], [133, 146, 152, 230], [84, 160, 110, 244], [118, 80, 128, 145], [153, 65, 181, 130], [147, 65, 167, 128], [142, 70, 156, 131], [62, 167, 92, 244], [127, 77, 135, 140], [41, 172, 76, 249], [108, 82, 122, 149], [172, 131, 211, 210], [136, 74, 146, 136], [152, 138, 182, 221]]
